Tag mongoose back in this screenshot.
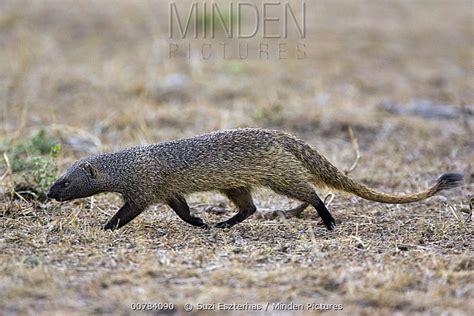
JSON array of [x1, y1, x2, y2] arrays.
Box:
[[47, 128, 464, 230]]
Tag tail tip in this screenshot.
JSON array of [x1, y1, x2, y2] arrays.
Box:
[[436, 173, 464, 191]]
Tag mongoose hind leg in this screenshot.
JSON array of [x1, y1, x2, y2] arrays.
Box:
[[215, 187, 257, 228], [269, 182, 336, 230], [104, 201, 145, 230], [168, 196, 209, 228]]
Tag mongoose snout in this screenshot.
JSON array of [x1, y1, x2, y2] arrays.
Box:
[[47, 128, 464, 231], [48, 161, 103, 202]]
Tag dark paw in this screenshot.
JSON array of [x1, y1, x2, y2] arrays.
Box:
[[321, 214, 336, 230], [199, 223, 211, 230], [214, 221, 232, 229], [190, 216, 209, 228], [103, 221, 118, 230], [324, 218, 336, 230]]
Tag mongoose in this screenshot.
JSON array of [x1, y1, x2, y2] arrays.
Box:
[[46, 128, 464, 230]]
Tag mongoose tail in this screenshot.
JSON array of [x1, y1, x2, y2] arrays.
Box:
[[333, 172, 465, 204], [284, 135, 464, 204]]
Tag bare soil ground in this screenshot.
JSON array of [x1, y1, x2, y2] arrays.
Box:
[[0, 0, 473, 315]]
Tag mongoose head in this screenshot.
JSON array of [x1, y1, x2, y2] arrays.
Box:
[[47, 159, 103, 201]]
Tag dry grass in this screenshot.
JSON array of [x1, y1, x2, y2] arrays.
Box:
[[0, 0, 473, 315]]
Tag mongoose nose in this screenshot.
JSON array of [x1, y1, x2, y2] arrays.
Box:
[[46, 189, 53, 199]]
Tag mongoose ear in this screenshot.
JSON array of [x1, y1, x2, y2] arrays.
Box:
[[83, 162, 98, 179]]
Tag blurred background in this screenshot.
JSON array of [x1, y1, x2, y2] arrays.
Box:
[[0, 0, 472, 314], [1, 0, 471, 150]]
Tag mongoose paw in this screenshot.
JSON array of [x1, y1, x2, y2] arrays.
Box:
[[324, 219, 336, 230], [199, 223, 211, 230], [103, 222, 118, 230], [214, 221, 232, 229], [190, 216, 210, 229]]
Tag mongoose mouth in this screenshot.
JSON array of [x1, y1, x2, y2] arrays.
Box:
[[46, 190, 68, 202], [49, 195, 74, 202], [47, 187, 90, 202]]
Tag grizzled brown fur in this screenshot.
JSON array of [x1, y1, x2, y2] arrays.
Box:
[[47, 128, 463, 230]]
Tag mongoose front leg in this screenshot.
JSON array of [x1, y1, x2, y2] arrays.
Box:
[[215, 188, 257, 228], [104, 201, 145, 230], [167, 196, 209, 228]]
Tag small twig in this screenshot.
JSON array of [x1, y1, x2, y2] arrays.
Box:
[[460, 102, 472, 135], [448, 204, 460, 221], [344, 126, 361, 175], [256, 203, 309, 220], [89, 196, 95, 212], [350, 223, 368, 249], [0, 170, 8, 181], [15, 190, 38, 199], [13, 191, 29, 203], [96, 205, 111, 217], [446, 203, 469, 232], [67, 207, 82, 226], [307, 223, 320, 253], [324, 193, 335, 206], [2, 152, 15, 200]]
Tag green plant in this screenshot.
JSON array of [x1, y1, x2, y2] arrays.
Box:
[[28, 156, 59, 197], [26, 256, 40, 268], [224, 60, 242, 75], [7, 128, 59, 172], [4, 129, 61, 199], [30, 129, 58, 156]]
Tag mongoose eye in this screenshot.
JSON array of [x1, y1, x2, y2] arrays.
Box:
[[63, 181, 70, 188]]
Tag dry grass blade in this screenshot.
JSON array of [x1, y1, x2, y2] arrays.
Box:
[[344, 126, 361, 176]]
